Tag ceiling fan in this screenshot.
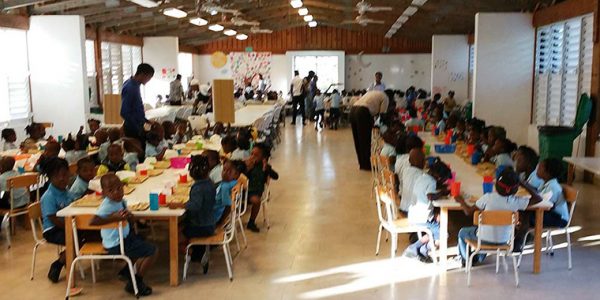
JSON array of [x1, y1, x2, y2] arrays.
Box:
[[342, 14, 385, 26], [221, 13, 260, 26], [197, 0, 240, 16], [355, 0, 392, 14], [250, 26, 273, 34]]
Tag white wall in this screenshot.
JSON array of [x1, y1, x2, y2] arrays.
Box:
[[473, 13, 535, 146], [431, 35, 469, 103], [28, 15, 89, 136], [143, 36, 179, 106], [345, 54, 431, 91]]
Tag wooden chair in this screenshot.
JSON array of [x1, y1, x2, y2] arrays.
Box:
[[183, 197, 237, 281], [517, 184, 578, 270], [466, 211, 519, 286], [234, 174, 249, 250], [381, 168, 400, 216], [1, 173, 39, 235], [374, 186, 436, 261], [65, 215, 138, 299]]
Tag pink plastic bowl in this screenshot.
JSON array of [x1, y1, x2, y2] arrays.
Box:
[[170, 157, 191, 169]]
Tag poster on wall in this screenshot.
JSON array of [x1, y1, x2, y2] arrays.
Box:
[[160, 67, 177, 80], [229, 52, 272, 90]]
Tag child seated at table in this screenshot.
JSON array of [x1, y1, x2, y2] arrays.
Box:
[[489, 138, 516, 168], [203, 150, 222, 185], [454, 168, 542, 266], [0, 156, 30, 209], [1, 128, 17, 151], [220, 135, 237, 159], [245, 143, 279, 233], [533, 158, 569, 228], [231, 129, 252, 160], [91, 173, 157, 296], [213, 160, 245, 227], [172, 121, 190, 144], [404, 158, 452, 262], [404, 108, 425, 130], [484, 126, 506, 160], [380, 129, 398, 160], [399, 148, 426, 214], [21, 123, 46, 151], [68, 157, 96, 199], [162, 120, 176, 146], [40, 157, 76, 282], [62, 134, 88, 165], [514, 146, 544, 190], [36, 141, 61, 174], [145, 124, 169, 161], [95, 128, 109, 162], [97, 144, 131, 176], [394, 135, 424, 180], [453, 118, 466, 142], [87, 118, 101, 135]]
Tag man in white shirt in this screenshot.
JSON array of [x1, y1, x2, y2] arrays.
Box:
[[368, 72, 386, 92], [350, 90, 389, 170], [290, 70, 305, 125], [169, 74, 184, 105]]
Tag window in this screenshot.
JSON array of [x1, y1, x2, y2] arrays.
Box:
[[85, 40, 99, 107], [178, 52, 193, 89], [293, 55, 339, 92], [534, 14, 593, 127], [467, 44, 475, 100], [101, 42, 142, 95], [0, 28, 31, 123]]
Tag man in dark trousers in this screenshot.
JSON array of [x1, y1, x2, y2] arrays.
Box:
[[290, 70, 305, 125], [349, 90, 389, 170], [120, 63, 154, 147]]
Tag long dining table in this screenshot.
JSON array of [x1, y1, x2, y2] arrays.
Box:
[[57, 168, 187, 287], [419, 133, 553, 273]]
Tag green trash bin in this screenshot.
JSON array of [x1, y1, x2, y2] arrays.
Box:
[[538, 94, 592, 160]]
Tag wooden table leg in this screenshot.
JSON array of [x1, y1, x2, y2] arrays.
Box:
[[439, 207, 448, 269], [169, 216, 179, 286], [64, 216, 75, 287], [567, 163, 575, 185], [533, 209, 544, 274]]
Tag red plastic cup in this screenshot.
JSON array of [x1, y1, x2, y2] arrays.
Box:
[[483, 175, 494, 183], [159, 193, 167, 206], [444, 134, 451, 145], [412, 126, 419, 133], [432, 125, 437, 135], [179, 174, 187, 183], [451, 181, 461, 197], [467, 144, 475, 156], [95, 191, 102, 196], [140, 169, 148, 176]]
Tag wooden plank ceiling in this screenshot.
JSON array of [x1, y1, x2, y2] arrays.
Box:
[[2, 0, 560, 47]]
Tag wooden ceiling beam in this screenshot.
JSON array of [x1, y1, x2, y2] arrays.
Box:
[[32, 0, 106, 14], [1, 0, 45, 11]]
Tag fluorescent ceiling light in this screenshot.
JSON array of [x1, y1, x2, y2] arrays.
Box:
[[403, 6, 418, 16], [290, 0, 303, 8], [308, 21, 317, 27], [398, 15, 409, 23], [208, 24, 224, 31], [412, 0, 427, 6], [303, 15, 313, 22], [189, 17, 208, 26], [224, 29, 237, 36], [236, 33, 248, 40], [298, 8, 308, 16], [210, 9, 218, 15], [128, 0, 158, 8], [391, 24, 401, 29], [163, 8, 187, 18]]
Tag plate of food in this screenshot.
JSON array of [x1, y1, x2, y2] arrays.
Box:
[[148, 169, 164, 177], [153, 161, 171, 169], [72, 194, 103, 207], [128, 202, 149, 211], [173, 186, 191, 195], [177, 180, 193, 187], [128, 175, 149, 185], [123, 185, 136, 195], [167, 194, 188, 204]]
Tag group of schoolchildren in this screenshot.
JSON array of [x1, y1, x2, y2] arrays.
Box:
[[0, 118, 278, 296], [377, 100, 570, 266]]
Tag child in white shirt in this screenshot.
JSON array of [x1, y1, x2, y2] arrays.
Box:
[[1, 128, 17, 151], [400, 148, 425, 213], [490, 138, 516, 168]]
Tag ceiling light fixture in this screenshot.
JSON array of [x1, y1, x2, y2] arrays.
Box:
[[128, 0, 158, 8], [308, 20, 317, 27], [412, 0, 428, 6], [210, 9, 218, 15], [236, 33, 248, 40], [224, 29, 237, 36], [163, 8, 187, 18], [403, 6, 418, 16], [303, 15, 313, 22], [290, 0, 303, 8], [208, 24, 224, 31], [189, 17, 208, 26], [398, 15, 409, 23], [298, 8, 308, 16]]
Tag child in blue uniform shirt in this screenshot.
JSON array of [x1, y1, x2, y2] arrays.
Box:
[[214, 160, 245, 225], [40, 158, 76, 282], [145, 131, 168, 161], [514, 146, 544, 190], [534, 158, 569, 227], [68, 158, 96, 199], [489, 138, 516, 168], [91, 173, 157, 296]]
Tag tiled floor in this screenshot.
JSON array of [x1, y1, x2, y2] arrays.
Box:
[[1, 122, 600, 299]]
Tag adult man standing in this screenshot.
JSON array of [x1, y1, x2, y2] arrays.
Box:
[[442, 90, 457, 115], [290, 70, 305, 125], [368, 72, 386, 92], [169, 74, 184, 105], [350, 90, 389, 170], [121, 63, 154, 146]]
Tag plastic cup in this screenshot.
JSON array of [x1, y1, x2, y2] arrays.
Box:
[[495, 165, 506, 179], [95, 191, 102, 196], [412, 126, 419, 133], [483, 175, 494, 183], [57, 135, 63, 143], [140, 169, 148, 176], [424, 145, 431, 156], [444, 134, 451, 145], [471, 151, 482, 165], [159, 193, 167, 206], [434, 127, 440, 136], [451, 181, 461, 197], [149, 192, 159, 211], [432, 125, 437, 136], [17, 166, 25, 174], [483, 182, 494, 194], [179, 174, 188, 183], [467, 144, 475, 156]]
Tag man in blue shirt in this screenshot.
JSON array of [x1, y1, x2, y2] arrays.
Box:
[[368, 72, 386, 92], [121, 63, 154, 146]]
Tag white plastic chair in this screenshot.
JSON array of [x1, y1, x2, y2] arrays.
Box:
[[260, 179, 272, 230], [374, 186, 436, 261], [517, 185, 578, 270], [233, 174, 249, 250], [188, 115, 209, 134], [180, 106, 193, 121], [183, 193, 237, 281], [466, 211, 519, 287], [1, 213, 10, 248], [65, 215, 138, 298]]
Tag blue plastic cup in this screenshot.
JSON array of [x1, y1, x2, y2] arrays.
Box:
[[451, 134, 458, 143], [495, 165, 506, 179], [17, 166, 25, 174], [149, 193, 159, 211], [434, 127, 440, 136], [471, 151, 482, 165], [483, 182, 494, 194], [58, 135, 63, 143]]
